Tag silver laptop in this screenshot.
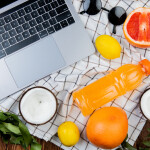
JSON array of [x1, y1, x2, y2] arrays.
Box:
[[0, 0, 95, 100]]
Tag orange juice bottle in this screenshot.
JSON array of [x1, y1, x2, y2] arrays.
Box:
[[73, 59, 150, 116]]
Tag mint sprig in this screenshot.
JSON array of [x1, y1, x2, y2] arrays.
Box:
[[0, 111, 42, 150]]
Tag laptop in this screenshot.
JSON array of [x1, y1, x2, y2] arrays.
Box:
[[0, 0, 95, 100]]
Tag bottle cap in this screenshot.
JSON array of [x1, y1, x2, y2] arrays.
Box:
[[139, 59, 150, 76]]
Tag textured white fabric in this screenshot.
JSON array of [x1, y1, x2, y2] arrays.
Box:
[[0, 0, 150, 149]]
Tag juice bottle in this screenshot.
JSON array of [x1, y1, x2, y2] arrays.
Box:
[[72, 59, 150, 116]]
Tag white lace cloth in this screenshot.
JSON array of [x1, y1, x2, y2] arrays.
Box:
[[0, 0, 150, 150]]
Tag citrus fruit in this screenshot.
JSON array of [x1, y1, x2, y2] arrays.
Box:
[[95, 35, 121, 59], [86, 107, 128, 149], [58, 121, 80, 147], [123, 7, 150, 48]]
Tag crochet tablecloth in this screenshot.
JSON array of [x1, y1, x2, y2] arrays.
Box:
[[0, 0, 150, 149]]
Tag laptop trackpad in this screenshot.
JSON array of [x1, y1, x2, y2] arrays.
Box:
[[5, 36, 66, 88]]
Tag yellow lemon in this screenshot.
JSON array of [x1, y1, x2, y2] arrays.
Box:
[[95, 35, 121, 59], [58, 121, 80, 147]]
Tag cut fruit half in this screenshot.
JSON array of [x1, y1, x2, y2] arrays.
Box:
[[140, 88, 150, 120], [123, 7, 150, 48], [19, 87, 57, 125]]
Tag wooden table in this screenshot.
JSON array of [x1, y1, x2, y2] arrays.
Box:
[[0, 120, 150, 150]]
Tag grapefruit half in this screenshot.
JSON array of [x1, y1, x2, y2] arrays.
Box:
[[123, 7, 150, 48]]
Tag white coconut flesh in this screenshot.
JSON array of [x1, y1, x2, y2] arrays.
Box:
[[141, 89, 150, 120], [20, 88, 57, 124]]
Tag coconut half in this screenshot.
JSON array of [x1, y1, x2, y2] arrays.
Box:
[[140, 89, 150, 120], [19, 87, 57, 125]]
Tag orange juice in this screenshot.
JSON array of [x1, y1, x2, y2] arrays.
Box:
[[73, 59, 150, 116]]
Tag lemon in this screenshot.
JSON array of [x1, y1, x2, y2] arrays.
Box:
[[58, 121, 80, 147], [95, 35, 121, 59]]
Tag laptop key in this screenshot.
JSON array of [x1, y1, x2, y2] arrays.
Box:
[[56, 4, 68, 14], [38, 0, 45, 7], [0, 50, 6, 59], [57, 0, 65, 5], [60, 20, 68, 28], [18, 17, 25, 25], [44, 4, 52, 12], [42, 13, 50, 20], [0, 36, 3, 43], [35, 24, 43, 32], [0, 27, 5, 34], [31, 11, 39, 18], [39, 30, 48, 38], [54, 23, 61, 31], [2, 41, 10, 48], [29, 27, 37, 35], [49, 18, 56, 25], [24, 6, 32, 13], [11, 12, 19, 20], [42, 21, 50, 29], [2, 32, 10, 40], [11, 20, 19, 28], [56, 11, 71, 22], [15, 34, 24, 42], [24, 14, 32, 21], [16, 26, 23, 34], [29, 19, 37, 27], [22, 23, 30, 30], [47, 27, 55, 34], [18, 9, 25, 17], [49, 10, 57, 17], [31, 2, 39, 10], [36, 16, 43, 24], [67, 17, 75, 25], [9, 29, 17, 37], [4, 16, 12, 23], [4, 24, 12, 31], [38, 8, 45, 15], [0, 19, 5, 26], [45, 0, 52, 3], [51, 1, 58, 9], [0, 44, 3, 50], [22, 31, 30, 39], [9, 37, 17, 45], [5, 34, 40, 55]]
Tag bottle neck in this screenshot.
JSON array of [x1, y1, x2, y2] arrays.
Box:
[[139, 59, 150, 76]]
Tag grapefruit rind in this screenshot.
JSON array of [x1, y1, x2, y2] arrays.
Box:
[[123, 7, 150, 48]]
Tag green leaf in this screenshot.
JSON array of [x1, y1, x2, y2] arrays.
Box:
[[19, 121, 32, 147], [31, 143, 42, 150], [139, 147, 150, 150], [5, 112, 19, 121], [0, 112, 41, 149], [3, 123, 21, 135], [0, 112, 7, 121], [143, 141, 150, 147], [147, 128, 150, 132], [148, 134, 150, 138], [5, 112, 19, 126], [0, 124, 11, 134], [10, 135, 23, 145], [123, 142, 137, 150]]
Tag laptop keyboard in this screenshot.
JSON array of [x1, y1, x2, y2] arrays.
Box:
[[0, 0, 75, 58]]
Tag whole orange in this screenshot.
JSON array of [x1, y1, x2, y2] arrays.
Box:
[[86, 107, 128, 149]]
